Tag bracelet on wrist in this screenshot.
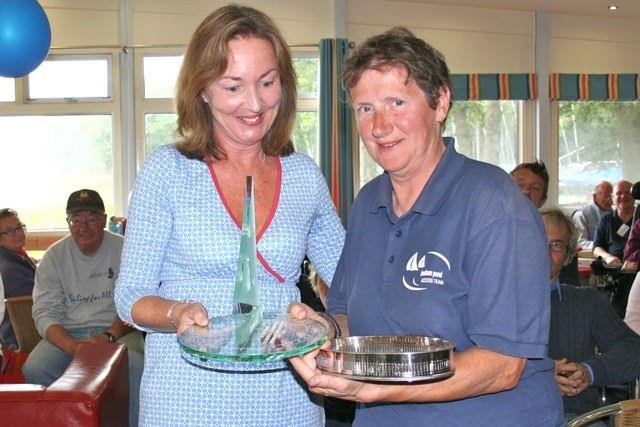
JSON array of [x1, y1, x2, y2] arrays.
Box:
[[166, 301, 181, 329], [318, 312, 342, 339], [166, 299, 197, 330]]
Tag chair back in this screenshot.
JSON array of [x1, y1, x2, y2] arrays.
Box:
[[4, 296, 40, 353], [617, 399, 640, 426], [568, 399, 640, 427]]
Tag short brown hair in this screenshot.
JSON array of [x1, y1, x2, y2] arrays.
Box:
[[174, 5, 296, 160], [510, 161, 549, 199], [343, 27, 451, 110]]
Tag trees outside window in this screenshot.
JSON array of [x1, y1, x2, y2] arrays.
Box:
[[558, 102, 640, 206]]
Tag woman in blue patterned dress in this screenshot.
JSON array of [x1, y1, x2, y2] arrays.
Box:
[[114, 6, 345, 426]]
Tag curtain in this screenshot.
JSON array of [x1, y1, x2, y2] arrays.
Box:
[[451, 73, 538, 100], [319, 39, 354, 226], [550, 73, 640, 101], [451, 73, 640, 101]]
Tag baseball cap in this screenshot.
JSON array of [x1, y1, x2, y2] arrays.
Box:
[[66, 189, 105, 215]]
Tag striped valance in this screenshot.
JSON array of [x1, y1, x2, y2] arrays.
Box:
[[549, 74, 640, 101], [451, 74, 537, 101]]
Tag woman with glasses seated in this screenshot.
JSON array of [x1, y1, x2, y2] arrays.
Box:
[[0, 208, 36, 349]]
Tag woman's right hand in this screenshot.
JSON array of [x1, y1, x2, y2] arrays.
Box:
[[288, 302, 341, 341], [171, 301, 209, 335], [288, 302, 327, 326]]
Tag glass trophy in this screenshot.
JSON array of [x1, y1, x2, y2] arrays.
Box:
[[179, 176, 327, 370]]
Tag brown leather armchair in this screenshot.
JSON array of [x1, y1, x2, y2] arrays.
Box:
[[0, 343, 129, 427]]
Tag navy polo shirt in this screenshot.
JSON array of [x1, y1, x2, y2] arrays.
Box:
[[594, 210, 632, 259], [328, 138, 564, 426]]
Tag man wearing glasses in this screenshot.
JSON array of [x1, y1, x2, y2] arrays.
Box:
[[22, 189, 144, 427], [541, 208, 640, 423]]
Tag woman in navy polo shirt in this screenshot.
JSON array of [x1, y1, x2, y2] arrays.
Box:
[[290, 27, 564, 427]]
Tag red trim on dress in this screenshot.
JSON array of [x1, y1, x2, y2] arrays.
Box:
[[206, 157, 285, 283]]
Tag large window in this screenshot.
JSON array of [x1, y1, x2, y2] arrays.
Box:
[[558, 101, 640, 206], [357, 101, 521, 189], [0, 55, 116, 231]]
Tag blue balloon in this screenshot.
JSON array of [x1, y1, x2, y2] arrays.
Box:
[[0, 0, 52, 78]]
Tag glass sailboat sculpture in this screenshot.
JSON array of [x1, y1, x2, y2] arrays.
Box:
[[232, 176, 263, 349]]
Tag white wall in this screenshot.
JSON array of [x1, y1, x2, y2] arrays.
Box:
[[42, 0, 339, 48], [43, 0, 120, 48], [346, 0, 534, 73], [347, 0, 640, 74], [131, 0, 338, 46], [550, 14, 640, 73], [41, 0, 640, 73]]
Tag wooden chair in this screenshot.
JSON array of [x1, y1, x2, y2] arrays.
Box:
[[568, 399, 640, 427], [4, 296, 41, 353]]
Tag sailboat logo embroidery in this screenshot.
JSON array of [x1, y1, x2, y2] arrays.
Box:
[[402, 251, 451, 291]]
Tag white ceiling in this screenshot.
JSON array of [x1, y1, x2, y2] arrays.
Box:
[[395, 0, 640, 19]]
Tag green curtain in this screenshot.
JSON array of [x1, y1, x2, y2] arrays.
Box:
[[550, 73, 640, 100], [451, 73, 538, 100], [319, 38, 353, 225]]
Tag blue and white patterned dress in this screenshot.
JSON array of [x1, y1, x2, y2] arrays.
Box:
[[115, 145, 345, 427]]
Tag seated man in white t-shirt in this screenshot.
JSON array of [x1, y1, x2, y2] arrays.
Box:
[[22, 189, 144, 426]]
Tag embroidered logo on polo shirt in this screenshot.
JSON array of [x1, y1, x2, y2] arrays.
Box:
[[402, 251, 450, 291]]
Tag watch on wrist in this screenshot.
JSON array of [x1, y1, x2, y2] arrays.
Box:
[[103, 331, 117, 343]]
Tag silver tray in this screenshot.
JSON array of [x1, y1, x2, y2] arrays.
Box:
[[317, 335, 454, 382]]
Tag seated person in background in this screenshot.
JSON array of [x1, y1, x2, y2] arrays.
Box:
[[108, 215, 127, 235], [0, 273, 3, 366], [542, 208, 640, 420], [622, 218, 640, 271], [593, 180, 634, 265], [510, 160, 548, 209], [625, 273, 640, 334], [0, 208, 36, 349], [572, 181, 613, 251], [511, 162, 580, 285], [22, 189, 144, 426], [0, 273, 4, 340]]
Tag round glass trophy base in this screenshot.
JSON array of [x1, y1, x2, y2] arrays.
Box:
[[178, 313, 327, 371]]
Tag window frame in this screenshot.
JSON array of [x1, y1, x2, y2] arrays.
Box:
[[0, 49, 121, 243], [25, 53, 114, 104]]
